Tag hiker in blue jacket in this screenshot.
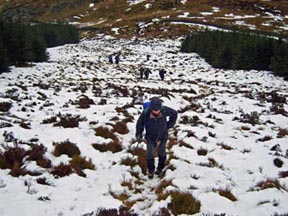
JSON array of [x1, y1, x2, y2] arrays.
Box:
[[135, 97, 177, 179]]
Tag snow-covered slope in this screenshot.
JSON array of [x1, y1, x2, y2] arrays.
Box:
[[0, 36, 288, 215]]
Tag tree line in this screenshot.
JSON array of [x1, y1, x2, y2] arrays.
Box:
[[0, 20, 79, 73], [181, 30, 288, 80]]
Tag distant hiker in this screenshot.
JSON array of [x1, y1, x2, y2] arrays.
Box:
[[135, 97, 178, 179], [139, 67, 145, 79], [146, 55, 151, 61], [159, 69, 167, 81], [108, 54, 114, 64], [115, 53, 120, 64], [144, 68, 151, 79]]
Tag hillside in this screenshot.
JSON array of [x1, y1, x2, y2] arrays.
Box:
[[0, 36, 288, 215], [0, 0, 288, 38]]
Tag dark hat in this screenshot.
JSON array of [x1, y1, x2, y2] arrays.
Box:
[[150, 97, 162, 111]]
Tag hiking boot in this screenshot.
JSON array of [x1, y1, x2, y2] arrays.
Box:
[[148, 171, 154, 179]]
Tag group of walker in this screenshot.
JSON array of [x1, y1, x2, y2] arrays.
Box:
[[108, 53, 168, 80], [139, 67, 167, 80]]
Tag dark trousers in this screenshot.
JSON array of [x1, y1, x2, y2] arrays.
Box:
[[146, 138, 167, 172]]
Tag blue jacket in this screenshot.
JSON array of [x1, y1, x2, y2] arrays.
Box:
[[136, 106, 177, 141]]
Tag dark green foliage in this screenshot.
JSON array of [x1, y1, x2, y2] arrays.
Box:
[[1, 22, 48, 67], [33, 23, 79, 48], [0, 38, 9, 72], [181, 30, 288, 78], [0, 18, 79, 72], [270, 40, 288, 78]]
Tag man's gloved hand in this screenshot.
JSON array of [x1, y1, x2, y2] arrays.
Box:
[[136, 134, 142, 143]]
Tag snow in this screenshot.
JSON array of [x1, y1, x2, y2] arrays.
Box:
[[0, 36, 288, 216]]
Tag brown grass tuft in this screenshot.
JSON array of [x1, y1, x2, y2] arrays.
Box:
[[94, 126, 117, 140], [277, 128, 288, 138], [168, 191, 201, 215], [279, 170, 288, 178], [213, 187, 237, 202], [53, 140, 81, 157], [128, 147, 147, 175], [257, 135, 273, 142], [70, 155, 95, 177], [217, 142, 234, 150], [120, 156, 137, 168], [197, 148, 208, 156], [54, 113, 86, 128], [92, 138, 122, 153], [0, 101, 12, 112], [179, 140, 194, 150], [253, 178, 287, 191], [156, 179, 174, 201], [111, 120, 129, 135], [50, 163, 74, 178]]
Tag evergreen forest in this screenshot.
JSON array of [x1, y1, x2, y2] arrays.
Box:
[[181, 30, 288, 80], [0, 20, 79, 73]]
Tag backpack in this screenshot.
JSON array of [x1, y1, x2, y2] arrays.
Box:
[[143, 101, 151, 110]]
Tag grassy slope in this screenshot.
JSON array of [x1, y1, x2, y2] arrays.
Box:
[[0, 0, 288, 38]]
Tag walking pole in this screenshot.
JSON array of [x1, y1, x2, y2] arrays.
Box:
[[154, 140, 161, 157]]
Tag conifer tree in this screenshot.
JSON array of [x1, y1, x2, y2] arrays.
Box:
[[0, 38, 10, 72]]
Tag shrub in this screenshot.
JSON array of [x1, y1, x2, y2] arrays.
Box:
[[36, 177, 51, 186], [54, 113, 86, 128], [120, 156, 137, 167], [26, 144, 52, 168], [217, 142, 233, 150], [168, 191, 201, 215], [238, 112, 260, 126], [53, 140, 81, 157], [178, 140, 194, 150], [10, 161, 26, 177], [92, 139, 122, 153], [94, 126, 117, 140], [26, 144, 47, 161], [70, 155, 95, 177], [277, 128, 288, 138], [274, 158, 283, 168], [197, 148, 208, 156], [152, 208, 171, 216], [112, 121, 129, 135], [77, 95, 94, 109], [0, 101, 12, 112], [3, 147, 26, 169], [128, 147, 147, 175], [279, 170, 288, 178], [253, 178, 287, 191], [36, 157, 52, 168], [257, 136, 273, 142], [270, 104, 286, 115], [156, 179, 173, 201], [213, 187, 237, 201], [50, 163, 74, 178], [42, 116, 57, 124], [94, 206, 138, 216]]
